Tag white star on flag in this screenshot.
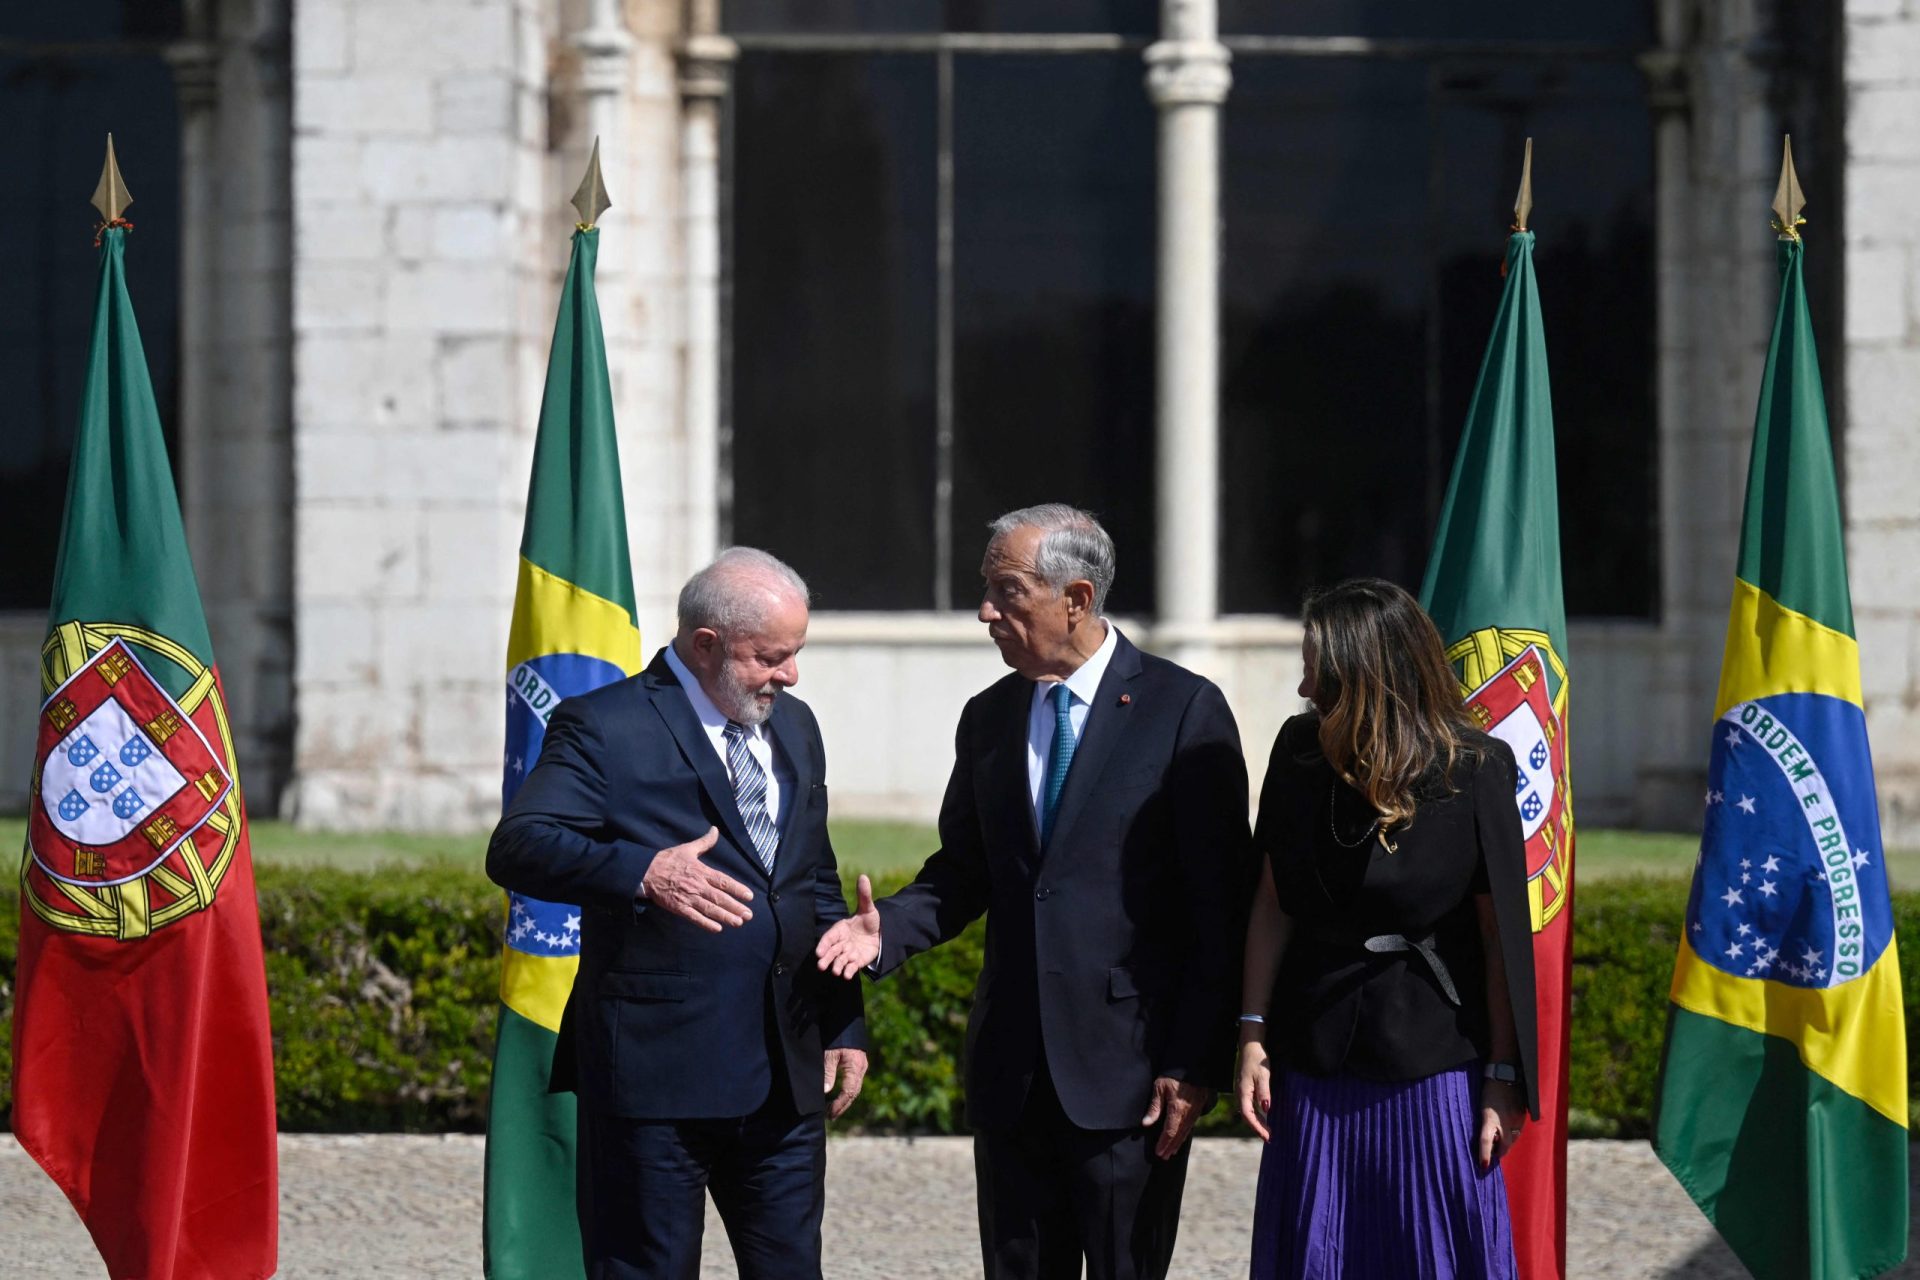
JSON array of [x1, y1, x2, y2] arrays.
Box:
[[564, 913, 581, 934], [1736, 922, 1752, 936], [1761, 855, 1781, 873], [1726, 942, 1744, 959], [1802, 945, 1823, 967], [1758, 879, 1778, 898], [1736, 795, 1757, 814], [1721, 886, 1744, 907], [1740, 858, 1752, 869], [1726, 729, 1743, 749], [1852, 849, 1872, 870]]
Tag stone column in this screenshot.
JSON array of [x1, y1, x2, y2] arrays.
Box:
[[1842, 0, 1920, 844], [1144, 0, 1229, 668], [677, 4, 735, 575]]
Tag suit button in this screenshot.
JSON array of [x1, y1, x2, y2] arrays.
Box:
[[774, 962, 789, 977], [1035, 888, 1051, 901], [769, 891, 781, 905]]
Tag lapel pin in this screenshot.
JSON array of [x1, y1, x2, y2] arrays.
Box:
[[1118, 694, 1131, 706]]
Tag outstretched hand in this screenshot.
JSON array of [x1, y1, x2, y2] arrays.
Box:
[[639, 827, 754, 933], [815, 874, 882, 978]]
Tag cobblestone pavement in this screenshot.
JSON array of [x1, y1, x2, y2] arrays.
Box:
[[3, 1135, 1916, 1277]]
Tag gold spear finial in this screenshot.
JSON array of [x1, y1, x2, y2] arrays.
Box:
[[570, 137, 612, 229], [1513, 137, 1533, 233], [1772, 135, 1806, 240], [91, 133, 133, 224]]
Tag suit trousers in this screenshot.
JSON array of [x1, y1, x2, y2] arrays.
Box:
[[973, 1062, 1192, 1280], [575, 1086, 826, 1280]]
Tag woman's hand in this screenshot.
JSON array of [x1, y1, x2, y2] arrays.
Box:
[[1475, 1077, 1526, 1172], [1234, 1036, 1274, 1141]]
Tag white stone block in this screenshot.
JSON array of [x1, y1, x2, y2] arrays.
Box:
[[1849, 0, 1905, 19], [418, 683, 508, 769], [350, 1, 515, 76], [1850, 86, 1920, 162], [1847, 523, 1920, 608], [294, 0, 352, 74], [1847, 246, 1910, 341], [1845, 163, 1920, 244], [432, 205, 514, 260], [385, 261, 513, 335], [362, 137, 519, 205], [294, 601, 382, 686], [380, 602, 505, 688], [1846, 16, 1920, 82], [293, 685, 402, 768], [436, 336, 518, 422], [1846, 345, 1920, 432], [435, 74, 519, 135], [295, 332, 441, 429], [298, 73, 434, 136], [295, 262, 386, 332], [292, 138, 364, 207], [300, 506, 424, 602], [298, 204, 387, 262], [1853, 614, 1915, 699], [295, 430, 384, 503], [1846, 426, 1920, 525], [422, 506, 512, 600], [388, 428, 515, 504]]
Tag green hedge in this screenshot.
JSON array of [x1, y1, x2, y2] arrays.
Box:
[[0, 869, 1913, 1135]]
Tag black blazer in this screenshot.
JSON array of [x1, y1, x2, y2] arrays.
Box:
[[872, 630, 1255, 1131], [1256, 713, 1539, 1119], [486, 650, 865, 1121]]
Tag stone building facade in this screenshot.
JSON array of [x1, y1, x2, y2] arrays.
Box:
[[2, 0, 1918, 845]]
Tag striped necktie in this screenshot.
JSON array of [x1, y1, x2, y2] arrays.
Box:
[[1041, 682, 1077, 845], [723, 721, 779, 874]]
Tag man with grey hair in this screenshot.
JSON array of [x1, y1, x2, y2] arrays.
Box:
[[819, 505, 1253, 1280], [490, 546, 866, 1280]]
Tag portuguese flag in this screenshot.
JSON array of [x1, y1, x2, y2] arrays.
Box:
[[1651, 229, 1908, 1277], [1420, 227, 1574, 1279], [13, 221, 278, 1275], [483, 223, 641, 1278]]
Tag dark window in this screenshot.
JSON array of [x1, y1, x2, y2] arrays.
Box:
[[1219, 1, 1653, 44], [1220, 56, 1657, 617], [725, 1, 1152, 36], [949, 55, 1155, 612], [0, 5, 183, 611], [730, 53, 937, 610]]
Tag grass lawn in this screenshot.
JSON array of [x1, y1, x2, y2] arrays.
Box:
[[3, 815, 1913, 889]]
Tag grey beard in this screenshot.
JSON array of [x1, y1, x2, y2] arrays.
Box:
[[715, 666, 778, 725]]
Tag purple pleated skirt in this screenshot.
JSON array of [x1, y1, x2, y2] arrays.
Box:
[[1248, 1065, 1517, 1280]]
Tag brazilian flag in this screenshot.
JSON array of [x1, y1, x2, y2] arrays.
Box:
[[1652, 226, 1908, 1277], [483, 224, 641, 1278]]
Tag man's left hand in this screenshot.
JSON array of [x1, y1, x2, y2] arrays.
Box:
[[824, 1048, 869, 1121], [1140, 1076, 1213, 1160]]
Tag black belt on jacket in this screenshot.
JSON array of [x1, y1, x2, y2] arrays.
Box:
[[1297, 921, 1462, 1007]]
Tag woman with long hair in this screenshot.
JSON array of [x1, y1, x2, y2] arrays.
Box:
[[1237, 578, 1538, 1279]]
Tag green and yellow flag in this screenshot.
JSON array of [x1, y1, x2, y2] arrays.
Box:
[[1652, 147, 1908, 1280], [483, 165, 641, 1278]]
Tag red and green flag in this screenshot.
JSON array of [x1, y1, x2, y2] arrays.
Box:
[[13, 145, 278, 1279], [1652, 162, 1908, 1279], [484, 162, 641, 1279], [1420, 221, 1574, 1280]]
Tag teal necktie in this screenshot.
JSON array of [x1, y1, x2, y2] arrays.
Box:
[[1041, 682, 1077, 845]]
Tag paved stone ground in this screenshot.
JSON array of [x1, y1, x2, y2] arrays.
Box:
[[2, 1135, 1915, 1277]]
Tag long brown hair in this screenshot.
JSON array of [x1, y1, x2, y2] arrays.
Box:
[[1302, 578, 1481, 832]]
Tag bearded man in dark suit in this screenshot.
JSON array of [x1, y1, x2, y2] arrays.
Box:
[[490, 547, 865, 1280], [817, 504, 1253, 1280]]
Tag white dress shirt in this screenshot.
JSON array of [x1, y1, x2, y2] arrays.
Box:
[[664, 642, 787, 828], [1025, 620, 1120, 826]]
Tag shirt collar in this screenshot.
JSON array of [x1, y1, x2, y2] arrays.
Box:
[[1040, 619, 1119, 708], [664, 641, 763, 738]]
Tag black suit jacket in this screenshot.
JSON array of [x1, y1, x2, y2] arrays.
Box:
[[486, 649, 865, 1121], [1256, 712, 1541, 1119], [872, 630, 1254, 1131]]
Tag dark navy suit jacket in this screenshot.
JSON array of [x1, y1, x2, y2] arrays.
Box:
[[487, 649, 865, 1121], [872, 630, 1255, 1131]]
